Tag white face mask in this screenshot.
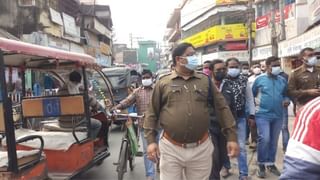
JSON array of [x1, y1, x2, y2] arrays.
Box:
[[271, 66, 282, 76], [242, 69, 249, 75], [142, 78, 153, 87], [181, 55, 199, 71], [227, 68, 241, 77], [306, 56, 318, 66]]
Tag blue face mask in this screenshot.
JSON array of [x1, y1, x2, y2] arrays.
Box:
[[183, 55, 198, 71], [306, 56, 318, 66], [227, 68, 240, 77], [271, 66, 281, 76]]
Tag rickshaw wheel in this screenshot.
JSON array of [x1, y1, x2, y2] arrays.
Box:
[[96, 159, 104, 166]]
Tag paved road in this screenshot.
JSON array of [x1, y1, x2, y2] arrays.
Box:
[[76, 125, 148, 180], [77, 116, 295, 180]]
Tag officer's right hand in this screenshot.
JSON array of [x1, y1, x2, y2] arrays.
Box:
[[227, 141, 239, 158], [307, 89, 320, 96], [147, 143, 160, 163]]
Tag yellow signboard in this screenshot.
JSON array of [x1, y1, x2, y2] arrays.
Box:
[[216, 0, 248, 5], [100, 42, 111, 55], [183, 23, 255, 48]]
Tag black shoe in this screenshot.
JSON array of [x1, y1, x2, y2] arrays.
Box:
[[267, 165, 281, 176], [257, 165, 266, 178]]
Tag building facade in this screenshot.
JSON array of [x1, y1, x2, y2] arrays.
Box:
[[253, 0, 320, 72], [0, 0, 113, 90], [138, 41, 160, 73], [0, 0, 113, 67], [180, 0, 252, 64]]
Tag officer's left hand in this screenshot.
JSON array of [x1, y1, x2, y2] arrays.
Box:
[[227, 141, 239, 158]]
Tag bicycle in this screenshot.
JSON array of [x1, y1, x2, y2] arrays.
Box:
[[113, 112, 143, 180]]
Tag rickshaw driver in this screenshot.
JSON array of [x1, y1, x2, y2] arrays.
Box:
[[59, 71, 103, 139]]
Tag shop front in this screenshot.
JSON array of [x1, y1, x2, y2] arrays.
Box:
[[202, 50, 249, 62], [279, 25, 320, 72]]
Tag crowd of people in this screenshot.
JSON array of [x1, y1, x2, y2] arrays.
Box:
[[114, 43, 320, 180]]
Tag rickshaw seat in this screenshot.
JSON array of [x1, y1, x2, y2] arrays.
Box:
[[42, 121, 86, 132], [0, 150, 39, 170], [2, 129, 87, 151]]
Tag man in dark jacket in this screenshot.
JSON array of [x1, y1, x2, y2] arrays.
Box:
[[209, 59, 236, 179]]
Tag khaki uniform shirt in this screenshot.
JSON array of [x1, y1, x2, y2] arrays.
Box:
[[143, 71, 237, 144], [288, 65, 320, 105]]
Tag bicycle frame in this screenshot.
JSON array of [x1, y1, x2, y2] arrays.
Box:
[[116, 116, 140, 180]]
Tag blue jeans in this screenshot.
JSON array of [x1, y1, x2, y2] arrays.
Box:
[[140, 129, 160, 179], [224, 117, 248, 177], [90, 118, 102, 139], [282, 107, 289, 152], [256, 116, 283, 165]]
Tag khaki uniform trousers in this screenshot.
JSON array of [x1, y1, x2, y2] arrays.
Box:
[[159, 136, 214, 180]]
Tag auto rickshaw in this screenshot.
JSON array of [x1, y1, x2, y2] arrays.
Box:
[[0, 37, 115, 179], [102, 67, 140, 103], [102, 67, 140, 124]]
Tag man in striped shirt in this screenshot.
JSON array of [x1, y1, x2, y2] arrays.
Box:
[[114, 69, 159, 180], [280, 97, 320, 179]]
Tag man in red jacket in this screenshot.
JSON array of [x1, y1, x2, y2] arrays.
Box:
[[280, 97, 320, 179]]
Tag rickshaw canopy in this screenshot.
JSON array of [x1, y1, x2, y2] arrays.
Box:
[[0, 37, 97, 68]]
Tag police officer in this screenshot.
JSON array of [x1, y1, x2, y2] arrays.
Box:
[[143, 43, 239, 180], [288, 47, 320, 110]]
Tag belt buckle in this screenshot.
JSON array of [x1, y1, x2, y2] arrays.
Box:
[[183, 142, 198, 148]]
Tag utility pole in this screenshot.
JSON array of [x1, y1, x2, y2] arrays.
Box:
[[130, 33, 133, 49], [129, 33, 143, 49], [270, 0, 278, 57], [247, 0, 254, 67], [279, 0, 286, 41]]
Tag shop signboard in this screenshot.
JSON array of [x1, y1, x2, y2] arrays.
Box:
[[100, 42, 111, 55], [96, 53, 111, 67], [256, 3, 295, 29], [62, 13, 78, 37], [252, 45, 272, 60], [183, 23, 254, 48], [49, 8, 63, 25], [279, 25, 320, 57]]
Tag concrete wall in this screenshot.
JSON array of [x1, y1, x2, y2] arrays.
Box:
[[0, 0, 18, 29]]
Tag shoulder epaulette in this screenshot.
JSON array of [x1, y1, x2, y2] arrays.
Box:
[[158, 72, 172, 80]]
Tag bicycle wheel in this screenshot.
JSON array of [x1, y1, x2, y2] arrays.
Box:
[[128, 144, 135, 171], [117, 140, 128, 180]]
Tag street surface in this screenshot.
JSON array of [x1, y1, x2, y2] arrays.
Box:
[[77, 115, 295, 180]]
